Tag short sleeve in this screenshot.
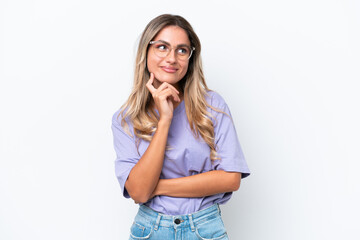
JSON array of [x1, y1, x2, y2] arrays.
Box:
[[111, 110, 140, 198], [208, 91, 251, 179]]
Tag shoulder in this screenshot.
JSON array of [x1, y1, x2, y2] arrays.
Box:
[[112, 108, 125, 126], [111, 107, 134, 136], [112, 108, 121, 124], [112, 106, 131, 124], [204, 90, 233, 122], [205, 90, 228, 109]]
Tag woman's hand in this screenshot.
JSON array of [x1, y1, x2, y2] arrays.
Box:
[[146, 72, 180, 122]]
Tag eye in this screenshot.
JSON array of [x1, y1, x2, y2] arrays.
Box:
[[177, 47, 189, 55], [155, 44, 169, 51]]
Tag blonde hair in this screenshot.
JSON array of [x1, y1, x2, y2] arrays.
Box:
[[118, 14, 224, 161]]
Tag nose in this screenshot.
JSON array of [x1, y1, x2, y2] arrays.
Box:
[[165, 48, 177, 63]]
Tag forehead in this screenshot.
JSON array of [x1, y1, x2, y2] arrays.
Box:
[[153, 25, 190, 46]]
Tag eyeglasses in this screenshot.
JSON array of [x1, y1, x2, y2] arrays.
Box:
[[149, 40, 195, 60]]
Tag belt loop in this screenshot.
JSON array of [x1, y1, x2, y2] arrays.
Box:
[[154, 213, 162, 231], [217, 203, 222, 215], [188, 214, 195, 232]]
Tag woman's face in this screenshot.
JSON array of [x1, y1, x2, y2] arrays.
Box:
[[147, 25, 191, 89]]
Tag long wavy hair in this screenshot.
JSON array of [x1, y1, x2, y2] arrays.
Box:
[[118, 14, 223, 161]]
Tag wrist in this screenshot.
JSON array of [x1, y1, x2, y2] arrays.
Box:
[[158, 119, 172, 128], [154, 179, 167, 196]]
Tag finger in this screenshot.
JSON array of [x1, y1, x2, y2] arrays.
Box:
[[168, 88, 181, 102], [146, 73, 156, 94], [146, 73, 180, 100], [157, 81, 180, 94], [156, 84, 180, 102], [158, 88, 180, 102]]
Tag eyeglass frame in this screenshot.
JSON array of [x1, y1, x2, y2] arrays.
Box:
[[149, 40, 195, 60]]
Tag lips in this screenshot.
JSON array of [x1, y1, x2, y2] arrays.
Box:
[[161, 66, 178, 73]]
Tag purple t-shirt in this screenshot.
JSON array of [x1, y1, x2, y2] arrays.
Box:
[[111, 90, 251, 215]]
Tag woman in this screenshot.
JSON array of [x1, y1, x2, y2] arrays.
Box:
[[111, 14, 251, 239]]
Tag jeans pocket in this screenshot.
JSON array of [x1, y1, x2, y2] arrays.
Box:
[[129, 221, 153, 239], [195, 214, 228, 240]]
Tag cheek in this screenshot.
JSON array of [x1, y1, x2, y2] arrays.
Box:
[[180, 63, 189, 76], [146, 54, 158, 72]]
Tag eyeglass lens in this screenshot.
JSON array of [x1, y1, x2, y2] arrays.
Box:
[[151, 42, 192, 60]]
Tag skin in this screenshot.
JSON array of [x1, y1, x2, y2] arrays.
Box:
[[125, 25, 241, 204]]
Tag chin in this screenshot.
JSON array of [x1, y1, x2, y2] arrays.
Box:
[[156, 75, 181, 85]]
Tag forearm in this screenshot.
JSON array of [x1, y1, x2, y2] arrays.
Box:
[[152, 170, 241, 198], [126, 120, 171, 202]]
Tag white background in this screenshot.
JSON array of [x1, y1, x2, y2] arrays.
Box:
[[1, 0, 359, 239]]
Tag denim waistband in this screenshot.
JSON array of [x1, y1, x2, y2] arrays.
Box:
[[137, 203, 221, 230]]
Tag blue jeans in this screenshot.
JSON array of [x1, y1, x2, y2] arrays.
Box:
[[128, 203, 229, 239]]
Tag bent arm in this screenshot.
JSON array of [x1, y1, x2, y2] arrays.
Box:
[[150, 170, 241, 199], [125, 120, 171, 203]]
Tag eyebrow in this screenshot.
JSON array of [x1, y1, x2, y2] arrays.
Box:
[[155, 39, 191, 48]]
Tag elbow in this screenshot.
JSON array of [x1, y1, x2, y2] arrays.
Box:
[[131, 190, 150, 204], [125, 181, 150, 203], [233, 181, 241, 191], [231, 172, 241, 191], [131, 194, 149, 204]]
